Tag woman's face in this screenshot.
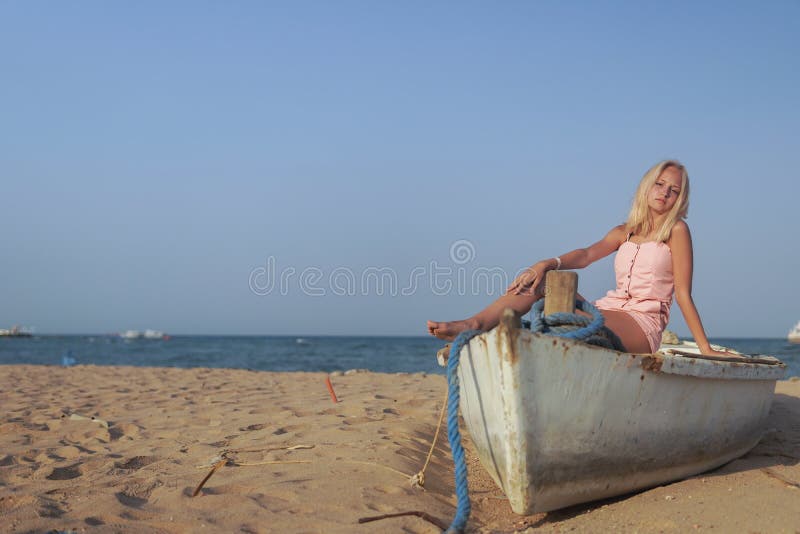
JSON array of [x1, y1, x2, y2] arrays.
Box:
[[648, 166, 682, 214]]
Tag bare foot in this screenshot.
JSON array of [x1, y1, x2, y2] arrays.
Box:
[[426, 318, 480, 341]]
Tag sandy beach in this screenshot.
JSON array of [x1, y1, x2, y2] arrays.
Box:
[[1, 365, 798, 533]]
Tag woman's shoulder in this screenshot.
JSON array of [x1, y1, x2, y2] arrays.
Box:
[[604, 224, 629, 246], [670, 220, 691, 238], [610, 223, 629, 237], [666, 220, 692, 249]]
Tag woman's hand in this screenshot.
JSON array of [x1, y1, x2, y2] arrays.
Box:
[[699, 346, 743, 358], [506, 260, 551, 296]]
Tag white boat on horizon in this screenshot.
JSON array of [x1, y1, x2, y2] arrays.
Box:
[[120, 329, 168, 340], [788, 321, 800, 343], [444, 311, 786, 514], [119, 330, 141, 339], [143, 329, 167, 339], [0, 325, 34, 338]]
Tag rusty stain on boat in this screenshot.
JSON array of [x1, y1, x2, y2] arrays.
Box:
[[641, 355, 663, 372], [499, 309, 519, 365]]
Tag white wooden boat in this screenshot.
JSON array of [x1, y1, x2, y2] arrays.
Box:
[[447, 312, 786, 514]]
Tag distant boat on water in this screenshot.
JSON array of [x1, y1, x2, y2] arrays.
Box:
[[789, 321, 800, 343], [120, 330, 141, 339], [143, 329, 168, 340], [0, 325, 34, 338], [119, 329, 169, 340]]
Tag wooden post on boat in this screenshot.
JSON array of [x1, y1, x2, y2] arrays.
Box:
[[437, 271, 578, 366], [543, 271, 578, 315]]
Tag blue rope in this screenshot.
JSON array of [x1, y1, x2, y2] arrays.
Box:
[[445, 329, 481, 533], [530, 299, 625, 351]]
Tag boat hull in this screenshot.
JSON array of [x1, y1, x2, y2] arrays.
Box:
[[457, 323, 785, 514]]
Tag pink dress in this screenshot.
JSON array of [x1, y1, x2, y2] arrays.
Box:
[[594, 238, 674, 353]]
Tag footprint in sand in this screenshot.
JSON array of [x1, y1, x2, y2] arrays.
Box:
[[363, 501, 397, 513], [248, 493, 295, 512], [239, 423, 266, 431], [51, 446, 82, 460], [274, 407, 314, 418], [10, 434, 33, 446], [197, 482, 261, 497], [46, 462, 83, 480], [114, 455, 158, 471], [341, 416, 385, 427], [370, 484, 409, 496], [115, 492, 149, 508], [109, 422, 142, 441], [63, 420, 111, 444], [34, 495, 67, 518], [260, 424, 304, 437], [25, 450, 53, 464], [404, 398, 431, 408], [115, 478, 162, 508], [1, 422, 33, 442], [57, 439, 95, 455]]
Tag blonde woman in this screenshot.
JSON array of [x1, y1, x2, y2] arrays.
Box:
[[427, 160, 729, 356]]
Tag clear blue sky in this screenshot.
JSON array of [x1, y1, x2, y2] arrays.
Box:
[[1, 2, 798, 337]]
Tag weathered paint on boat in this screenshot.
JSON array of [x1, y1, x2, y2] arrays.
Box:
[[455, 317, 786, 514]]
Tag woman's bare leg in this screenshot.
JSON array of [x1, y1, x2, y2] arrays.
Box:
[[571, 299, 650, 352], [598, 309, 651, 353], [427, 289, 542, 341], [429, 286, 652, 353]]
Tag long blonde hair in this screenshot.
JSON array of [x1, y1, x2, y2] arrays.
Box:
[[625, 160, 690, 242]]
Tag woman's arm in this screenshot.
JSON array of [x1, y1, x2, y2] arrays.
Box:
[[507, 225, 626, 295], [669, 221, 728, 356], [558, 224, 628, 270]]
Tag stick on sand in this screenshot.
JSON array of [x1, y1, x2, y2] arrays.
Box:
[[325, 375, 339, 403]]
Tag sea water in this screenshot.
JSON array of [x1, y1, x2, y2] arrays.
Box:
[[0, 335, 798, 378]]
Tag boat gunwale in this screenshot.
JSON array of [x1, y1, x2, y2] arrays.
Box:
[[463, 327, 787, 381]]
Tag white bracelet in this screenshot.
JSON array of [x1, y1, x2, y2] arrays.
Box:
[[553, 257, 562, 270]]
